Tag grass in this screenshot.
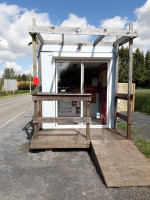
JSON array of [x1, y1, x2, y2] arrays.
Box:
[[117, 122, 150, 159], [135, 139, 150, 158], [0, 92, 31, 99], [135, 89, 150, 94], [135, 89, 150, 114], [0, 90, 32, 99]]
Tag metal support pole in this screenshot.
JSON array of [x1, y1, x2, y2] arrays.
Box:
[[30, 71, 31, 93]]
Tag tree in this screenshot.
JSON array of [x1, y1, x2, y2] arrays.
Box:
[[3, 68, 15, 79], [13, 74, 18, 80], [133, 49, 146, 87], [118, 46, 129, 83], [17, 74, 21, 81], [22, 74, 27, 81], [145, 50, 150, 87], [26, 73, 33, 81], [0, 78, 4, 90]]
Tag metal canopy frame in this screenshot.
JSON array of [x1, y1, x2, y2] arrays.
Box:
[[29, 18, 138, 139]]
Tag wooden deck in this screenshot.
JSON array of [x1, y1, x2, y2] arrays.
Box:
[[30, 128, 150, 187], [30, 128, 116, 149], [30, 128, 123, 149], [30, 129, 90, 149]]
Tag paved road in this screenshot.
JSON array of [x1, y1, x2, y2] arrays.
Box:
[[0, 94, 33, 128]]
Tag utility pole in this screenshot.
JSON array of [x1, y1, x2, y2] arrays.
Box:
[[30, 70, 31, 93], [13, 80, 15, 95]]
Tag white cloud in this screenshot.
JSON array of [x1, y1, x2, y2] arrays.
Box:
[[60, 13, 94, 41], [100, 16, 128, 29], [4, 61, 23, 74], [0, 3, 51, 61], [0, 4, 94, 54], [23, 64, 33, 75], [99, 16, 129, 42], [0, 4, 93, 75], [133, 0, 150, 51], [4, 61, 34, 76], [42, 13, 94, 41], [61, 13, 92, 28], [1, 1, 150, 77], [98, 1, 150, 51]]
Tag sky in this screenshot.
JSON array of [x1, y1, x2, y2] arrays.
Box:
[[0, 0, 149, 77]]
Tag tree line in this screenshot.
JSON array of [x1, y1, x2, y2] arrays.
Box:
[[0, 68, 33, 90], [2, 68, 33, 81], [0, 48, 150, 90], [119, 47, 150, 88]]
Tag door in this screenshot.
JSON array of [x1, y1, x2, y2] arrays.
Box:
[[56, 61, 81, 126], [83, 62, 107, 125], [56, 61, 109, 128]]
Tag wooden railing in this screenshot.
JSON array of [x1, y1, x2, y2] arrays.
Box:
[[114, 93, 134, 138], [32, 93, 91, 140]]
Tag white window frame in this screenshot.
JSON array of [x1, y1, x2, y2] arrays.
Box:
[[55, 59, 112, 129]]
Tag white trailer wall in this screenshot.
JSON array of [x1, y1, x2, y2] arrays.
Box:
[[41, 53, 56, 128], [41, 45, 115, 129]]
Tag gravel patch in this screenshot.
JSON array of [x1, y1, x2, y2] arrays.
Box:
[[0, 108, 150, 200], [131, 112, 150, 140]]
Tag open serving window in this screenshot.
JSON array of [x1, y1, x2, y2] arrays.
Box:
[[56, 61, 108, 127]]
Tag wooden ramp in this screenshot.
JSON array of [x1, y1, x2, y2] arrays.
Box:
[[30, 128, 150, 187], [91, 139, 150, 187]]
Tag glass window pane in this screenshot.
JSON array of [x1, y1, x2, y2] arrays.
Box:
[[83, 63, 107, 125], [57, 62, 81, 125]]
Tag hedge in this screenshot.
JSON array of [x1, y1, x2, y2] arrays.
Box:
[[135, 93, 150, 114], [18, 83, 34, 90], [0, 90, 31, 97]]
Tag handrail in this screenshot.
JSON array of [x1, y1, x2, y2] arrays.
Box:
[[33, 117, 91, 123], [32, 93, 91, 140], [115, 93, 133, 100], [32, 93, 91, 101]]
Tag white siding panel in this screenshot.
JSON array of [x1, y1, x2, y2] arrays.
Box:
[[42, 45, 114, 53], [41, 45, 115, 129], [41, 52, 55, 128]]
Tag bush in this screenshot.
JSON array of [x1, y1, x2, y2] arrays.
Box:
[[0, 90, 31, 97], [0, 91, 10, 96], [18, 82, 33, 90], [135, 93, 150, 114], [14, 90, 31, 94]]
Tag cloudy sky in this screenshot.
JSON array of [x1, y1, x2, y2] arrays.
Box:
[[0, 0, 149, 77]]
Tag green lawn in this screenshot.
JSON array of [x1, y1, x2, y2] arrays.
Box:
[[0, 93, 31, 99], [135, 89, 150, 114], [135, 89, 150, 94], [0, 90, 32, 99], [117, 89, 150, 159]]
